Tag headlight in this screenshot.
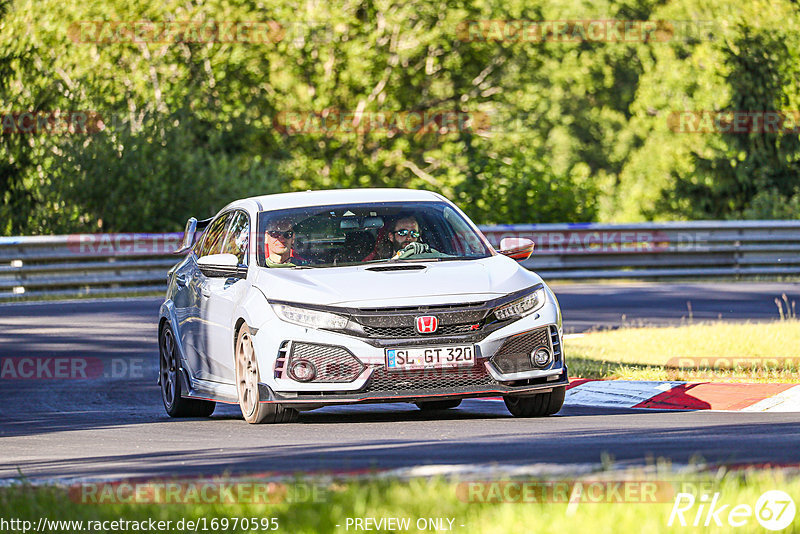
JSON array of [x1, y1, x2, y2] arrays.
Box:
[[271, 303, 349, 330], [494, 288, 546, 321]]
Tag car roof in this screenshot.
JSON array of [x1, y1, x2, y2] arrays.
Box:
[[228, 188, 447, 212]]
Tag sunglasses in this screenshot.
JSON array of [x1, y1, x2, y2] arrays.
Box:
[[267, 230, 294, 239], [392, 229, 420, 238]]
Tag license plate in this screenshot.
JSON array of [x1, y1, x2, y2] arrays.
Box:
[[386, 345, 475, 371]]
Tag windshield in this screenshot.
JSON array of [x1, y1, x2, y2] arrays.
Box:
[[256, 201, 493, 268]]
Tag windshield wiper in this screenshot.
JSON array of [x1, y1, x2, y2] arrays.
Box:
[[387, 257, 442, 263]]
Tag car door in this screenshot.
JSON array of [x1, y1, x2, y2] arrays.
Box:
[[187, 212, 232, 381], [198, 210, 251, 384], [169, 256, 197, 361]]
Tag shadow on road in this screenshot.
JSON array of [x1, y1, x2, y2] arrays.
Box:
[[3, 416, 800, 482]]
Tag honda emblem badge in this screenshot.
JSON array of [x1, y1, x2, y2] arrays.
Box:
[[415, 316, 438, 334]]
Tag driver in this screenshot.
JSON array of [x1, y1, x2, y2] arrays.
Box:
[[388, 216, 426, 257], [265, 220, 307, 267], [367, 215, 435, 260]]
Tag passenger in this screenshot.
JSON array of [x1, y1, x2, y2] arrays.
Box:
[[264, 221, 307, 267]]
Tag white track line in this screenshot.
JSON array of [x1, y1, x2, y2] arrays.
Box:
[[742, 385, 800, 412]]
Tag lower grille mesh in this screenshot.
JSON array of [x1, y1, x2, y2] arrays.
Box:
[[363, 364, 496, 393], [362, 323, 479, 338], [289, 342, 365, 383], [491, 327, 552, 374]]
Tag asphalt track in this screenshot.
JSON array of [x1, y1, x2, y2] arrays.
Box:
[[1, 282, 799, 483]]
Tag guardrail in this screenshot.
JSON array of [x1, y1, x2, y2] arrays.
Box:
[[1, 221, 798, 299], [481, 220, 800, 280], [0, 233, 182, 300]]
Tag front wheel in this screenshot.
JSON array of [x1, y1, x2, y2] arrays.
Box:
[[504, 386, 565, 417], [159, 322, 215, 418], [235, 326, 298, 424]]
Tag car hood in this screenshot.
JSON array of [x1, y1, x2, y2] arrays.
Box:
[[251, 255, 542, 307]]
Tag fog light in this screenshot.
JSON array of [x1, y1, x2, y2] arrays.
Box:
[[289, 359, 317, 382], [531, 347, 552, 368]]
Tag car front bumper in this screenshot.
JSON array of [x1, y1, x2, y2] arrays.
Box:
[[248, 284, 566, 406], [256, 366, 569, 406]]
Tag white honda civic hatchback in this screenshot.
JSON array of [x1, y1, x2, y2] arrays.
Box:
[[158, 189, 567, 423]]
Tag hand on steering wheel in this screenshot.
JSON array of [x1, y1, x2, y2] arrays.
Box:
[[393, 242, 431, 259]]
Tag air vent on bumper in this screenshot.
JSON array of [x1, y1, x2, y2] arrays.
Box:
[[490, 326, 558, 374], [285, 342, 365, 383]]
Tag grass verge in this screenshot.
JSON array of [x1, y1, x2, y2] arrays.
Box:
[[1, 469, 799, 533], [566, 320, 800, 382]]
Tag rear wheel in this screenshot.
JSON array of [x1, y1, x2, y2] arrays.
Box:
[[504, 386, 565, 417], [235, 326, 298, 424], [159, 322, 215, 418], [415, 399, 462, 411]]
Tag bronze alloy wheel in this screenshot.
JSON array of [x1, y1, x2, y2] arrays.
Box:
[[235, 325, 298, 424]]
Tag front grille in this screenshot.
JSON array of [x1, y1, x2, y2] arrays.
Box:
[[362, 364, 496, 393], [349, 302, 491, 340], [361, 323, 480, 338], [288, 342, 365, 383], [490, 327, 552, 374]]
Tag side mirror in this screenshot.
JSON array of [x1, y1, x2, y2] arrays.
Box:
[[174, 216, 213, 254], [197, 253, 247, 278], [174, 218, 198, 254], [498, 237, 535, 261]]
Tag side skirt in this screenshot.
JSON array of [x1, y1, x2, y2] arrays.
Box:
[[179, 369, 239, 404]]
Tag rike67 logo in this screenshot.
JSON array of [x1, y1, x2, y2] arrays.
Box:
[[669, 490, 796, 530]]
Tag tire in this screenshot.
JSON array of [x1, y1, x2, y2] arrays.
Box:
[[415, 399, 462, 411], [235, 325, 298, 424], [503, 386, 565, 418], [159, 322, 216, 418]]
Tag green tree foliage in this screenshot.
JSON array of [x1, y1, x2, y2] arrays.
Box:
[[0, 0, 798, 234], [615, 0, 800, 221], [672, 27, 800, 219]]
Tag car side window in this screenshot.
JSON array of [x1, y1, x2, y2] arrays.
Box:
[[199, 213, 231, 257], [221, 211, 250, 265]]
